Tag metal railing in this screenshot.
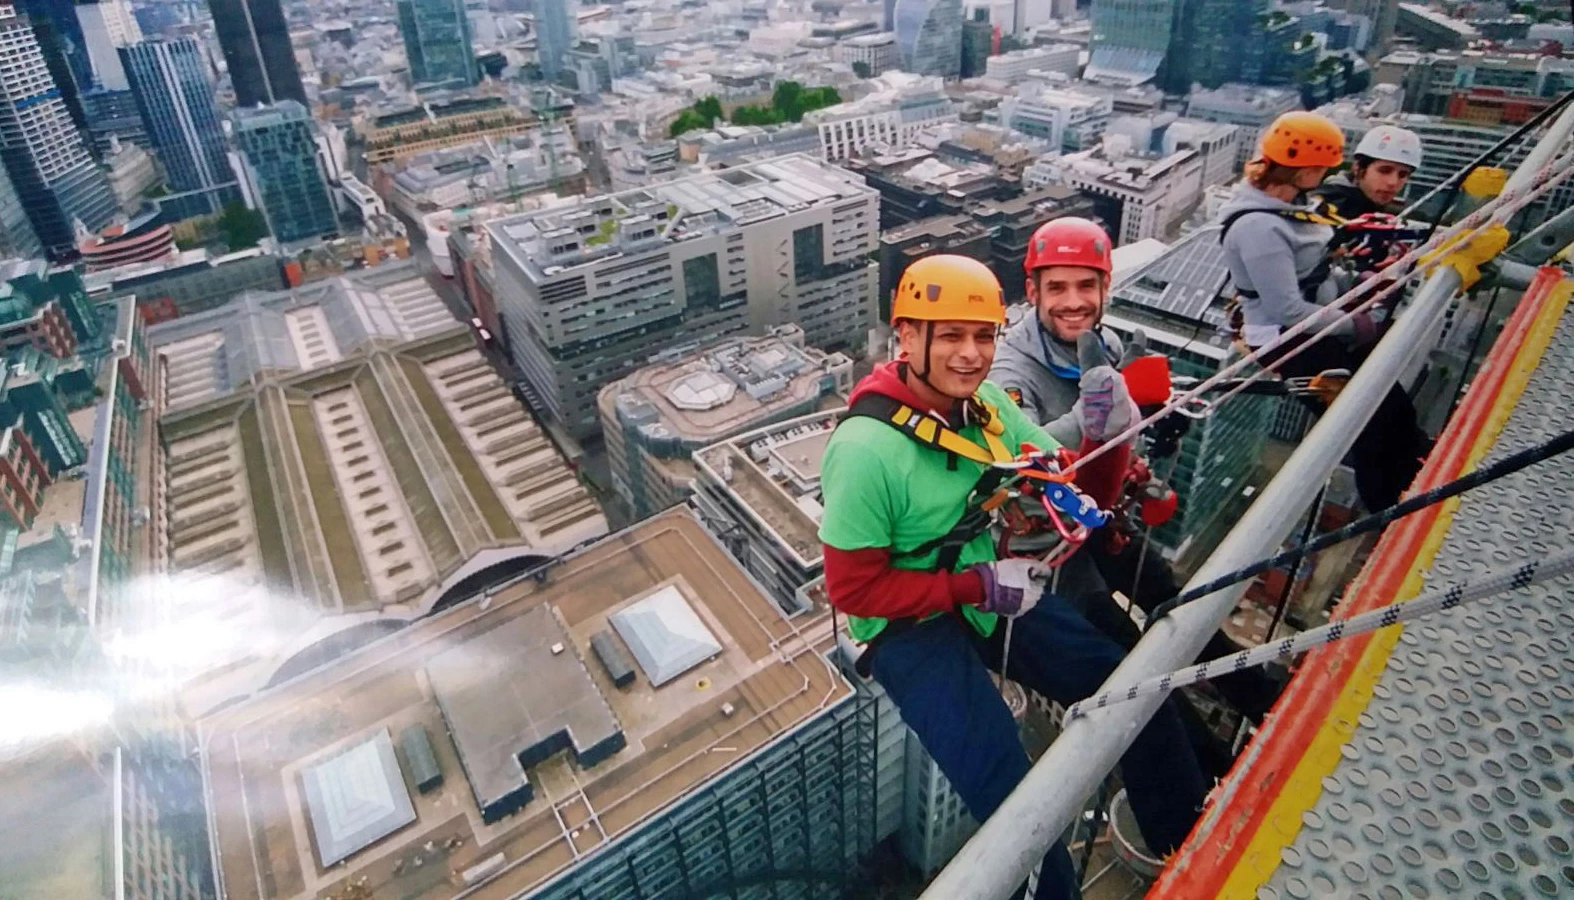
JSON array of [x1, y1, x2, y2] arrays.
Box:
[[919, 100, 1574, 900]]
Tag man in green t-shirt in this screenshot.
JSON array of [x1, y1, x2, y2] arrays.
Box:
[[820, 255, 1208, 899]]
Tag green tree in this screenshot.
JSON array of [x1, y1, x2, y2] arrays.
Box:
[[852, 61, 871, 78], [696, 95, 723, 121], [772, 80, 804, 120], [218, 202, 268, 250]]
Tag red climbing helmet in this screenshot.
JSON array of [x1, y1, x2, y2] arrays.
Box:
[[1024, 217, 1113, 276]]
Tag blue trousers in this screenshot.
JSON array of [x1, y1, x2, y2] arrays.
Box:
[[869, 596, 1210, 900]]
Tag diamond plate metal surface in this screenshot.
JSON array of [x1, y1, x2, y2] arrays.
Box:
[[1260, 306, 1574, 900]]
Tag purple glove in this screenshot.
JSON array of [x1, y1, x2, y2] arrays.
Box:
[[1348, 311, 1379, 349], [971, 558, 1053, 617], [1074, 332, 1140, 443]]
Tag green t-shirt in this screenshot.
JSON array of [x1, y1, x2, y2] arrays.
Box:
[[818, 380, 1061, 643]]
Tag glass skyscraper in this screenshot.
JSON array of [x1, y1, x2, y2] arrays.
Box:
[[233, 101, 338, 244], [121, 39, 239, 218], [536, 0, 578, 82], [1087, 0, 1177, 85], [396, 0, 478, 89], [208, 0, 305, 108], [0, 5, 115, 259], [893, 0, 963, 79]]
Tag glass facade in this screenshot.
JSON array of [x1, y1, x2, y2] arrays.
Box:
[[893, 0, 963, 79], [209, 0, 306, 107], [396, 0, 479, 89], [233, 101, 338, 243], [1087, 0, 1177, 84], [121, 39, 239, 218], [0, 7, 115, 259], [537, 0, 579, 81]]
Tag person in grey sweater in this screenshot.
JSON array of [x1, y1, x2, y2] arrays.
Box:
[[1220, 111, 1428, 513], [992, 218, 1283, 769]]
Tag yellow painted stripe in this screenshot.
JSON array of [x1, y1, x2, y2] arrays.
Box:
[[1218, 275, 1574, 897]]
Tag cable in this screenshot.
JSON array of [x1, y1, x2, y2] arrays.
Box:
[[1067, 546, 1574, 720], [1142, 425, 1574, 629], [1402, 87, 1574, 236], [1263, 483, 1326, 644], [1068, 144, 1574, 477]]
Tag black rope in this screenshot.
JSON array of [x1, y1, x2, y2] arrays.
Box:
[[1264, 483, 1327, 643], [1144, 426, 1574, 630]]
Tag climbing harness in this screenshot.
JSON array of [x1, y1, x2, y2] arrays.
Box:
[[1066, 547, 1574, 720]]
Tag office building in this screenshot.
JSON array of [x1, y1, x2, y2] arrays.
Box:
[[208, 0, 306, 107], [985, 44, 1080, 81], [122, 39, 239, 220], [968, 185, 1100, 302], [878, 214, 993, 313], [197, 507, 886, 899], [77, 208, 175, 272], [837, 31, 900, 76], [1087, 0, 1177, 85], [361, 95, 537, 164], [537, 0, 578, 82], [147, 262, 606, 713], [0, 5, 116, 259], [397, 0, 479, 89], [1026, 140, 1205, 244], [996, 84, 1114, 153], [82, 247, 285, 320], [1394, 2, 1478, 50], [81, 88, 147, 156], [75, 0, 140, 90], [960, 11, 994, 79], [846, 148, 1009, 229], [808, 73, 957, 162], [486, 154, 880, 441], [893, 0, 964, 79], [0, 164, 41, 260], [233, 101, 339, 244], [1185, 82, 1302, 168], [1376, 48, 1574, 117], [11, 0, 90, 87], [599, 326, 851, 519], [1099, 228, 1275, 561]]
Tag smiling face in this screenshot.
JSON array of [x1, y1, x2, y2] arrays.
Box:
[[1028, 265, 1106, 342], [899, 319, 998, 398], [1357, 159, 1413, 206]]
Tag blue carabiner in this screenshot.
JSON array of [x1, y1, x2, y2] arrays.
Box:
[[1042, 482, 1112, 529]]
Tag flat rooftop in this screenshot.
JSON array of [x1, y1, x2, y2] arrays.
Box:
[[486, 154, 876, 279], [692, 410, 842, 568], [199, 509, 848, 900], [16, 406, 95, 550], [598, 330, 849, 444]]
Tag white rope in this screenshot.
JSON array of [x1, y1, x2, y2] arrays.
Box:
[[1065, 547, 1574, 720], [1068, 146, 1574, 476]]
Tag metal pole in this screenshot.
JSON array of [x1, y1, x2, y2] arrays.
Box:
[[918, 267, 1463, 900]]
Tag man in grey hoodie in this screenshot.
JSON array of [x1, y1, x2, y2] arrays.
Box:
[[992, 218, 1281, 766]]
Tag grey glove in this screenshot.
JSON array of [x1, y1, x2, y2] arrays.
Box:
[[1073, 331, 1141, 444], [971, 558, 1053, 618]]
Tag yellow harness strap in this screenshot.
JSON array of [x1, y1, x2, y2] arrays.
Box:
[[886, 396, 1013, 466]]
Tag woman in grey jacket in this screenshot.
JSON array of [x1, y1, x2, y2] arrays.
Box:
[[1219, 111, 1429, 513]]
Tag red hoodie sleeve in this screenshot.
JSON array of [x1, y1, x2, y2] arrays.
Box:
[[823, 545, 985, 620]]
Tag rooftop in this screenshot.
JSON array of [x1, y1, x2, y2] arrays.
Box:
[[146, 264, 607, 712], [691, 410, 843, 568], [199, 508, 849, 900], [486, 154, 875, 278]]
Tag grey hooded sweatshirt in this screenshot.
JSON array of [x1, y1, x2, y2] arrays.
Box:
[[989, 312, 1123, 448], [1219, 182, 1351, 347]]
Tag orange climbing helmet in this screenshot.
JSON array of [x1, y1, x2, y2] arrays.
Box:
[[1259, 111, 1346, 169], [891, 254, 1007, 326]]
